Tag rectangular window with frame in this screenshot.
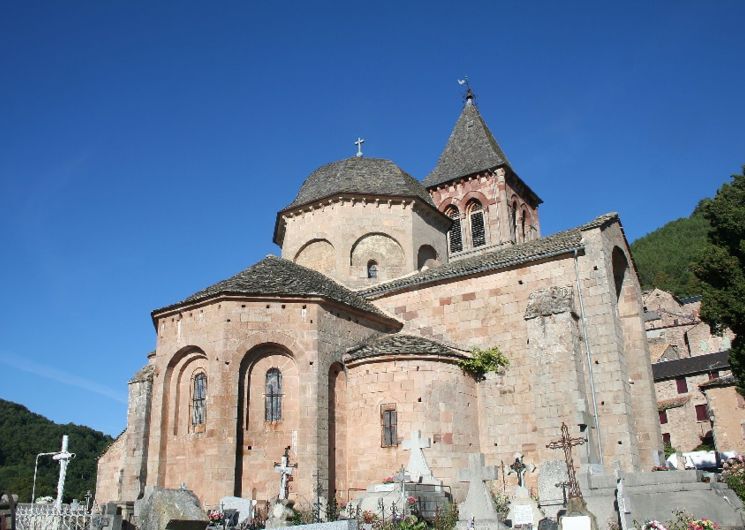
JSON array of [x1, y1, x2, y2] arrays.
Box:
[[381, 404, 398, 447], [659, 410, 668, 424], [695, 404, 709, 422], [662, 433, 671, 446], [676, 377, 688, 394]]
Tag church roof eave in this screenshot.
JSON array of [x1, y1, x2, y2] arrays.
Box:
[[359, 212, 620, 299], [343, 333, 468, 364], [272, 193, 451, 246], [151, 255, 400, 327]]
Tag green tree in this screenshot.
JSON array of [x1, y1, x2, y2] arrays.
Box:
[[0, 399, 114, 502], [630, 209, 710, 297], [693, 167, 745, 394]]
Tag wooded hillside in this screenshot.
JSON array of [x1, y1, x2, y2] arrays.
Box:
[[630, 205, 710, 297], [0, 398, 114, 503]]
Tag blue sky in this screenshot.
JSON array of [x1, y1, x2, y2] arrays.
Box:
[[1, 1, 743, 436]]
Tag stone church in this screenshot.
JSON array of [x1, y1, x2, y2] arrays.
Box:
[[96, 91, 662, 510]]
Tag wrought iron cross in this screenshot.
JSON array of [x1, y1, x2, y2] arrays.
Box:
[[546, 422, 586, 500], [354, 137, 365, 158]]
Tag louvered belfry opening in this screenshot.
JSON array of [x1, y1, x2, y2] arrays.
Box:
[[468, 201, 486, 248], [446, 206, 463, 253]]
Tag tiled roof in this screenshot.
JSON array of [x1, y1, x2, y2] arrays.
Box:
[[699, 374, 736, 390], [360, 213, 619, 299], [424, 101, 511, 188], [657, 396, 690, 411], [652, 350, 730, 381], [286, 157, 435, 210], [153, 255, 393, 320], [344, 334, 467, 362]]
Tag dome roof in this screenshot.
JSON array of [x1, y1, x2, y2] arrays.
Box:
[[285, 157, 435, 210]]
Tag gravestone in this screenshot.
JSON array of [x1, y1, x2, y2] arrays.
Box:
[[402, 431, 438, 484], [507, 487, 542, 529], [135, 486, 208, 530], [538, 518, 558, 530], [220, 496, 257, 526], [537, 461, 567, 519], [614, 474, 631, 530], [456, 453, 506, 530], [560, 515, 591, 530], [274, 446, 297, 501], [265, 500, 296, 529]]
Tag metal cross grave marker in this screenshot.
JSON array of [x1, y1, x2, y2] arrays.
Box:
[[273, 446, 297, 500], [546, 422, 586, 500]]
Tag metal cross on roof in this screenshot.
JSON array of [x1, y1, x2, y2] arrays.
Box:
[[546, 422, 587, 500], [354, 137, 365, 158]]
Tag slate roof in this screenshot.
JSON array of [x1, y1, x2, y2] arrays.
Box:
[[423, 100, 511, 188], [652, 350, 730, 381], [286, 157, 435, 210], [153, 255, 393, 320], [360, 212, 619, 299], [344, 334, 467, 362]]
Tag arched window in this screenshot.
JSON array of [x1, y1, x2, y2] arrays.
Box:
[[521, 208, 528, 242], [468, 201, 486, 248], [510, 201, 518, 242], [367, 260, 378, 279], [191, 372, 207, 426], [446, 206, 463, 253], [417, 245, 438, 270], [265, 368, 283, 422]]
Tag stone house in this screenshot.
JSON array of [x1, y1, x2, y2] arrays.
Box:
[[700, 375, 745, 454], [643, 288, 739, 452], [96, 92, 662, 510]]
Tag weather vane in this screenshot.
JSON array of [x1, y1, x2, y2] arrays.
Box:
[[457, 76, 474, 103]]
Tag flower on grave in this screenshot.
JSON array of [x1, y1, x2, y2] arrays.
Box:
[[406, 496, 417, 505], [641, 520, 668, 530], [688, 519, 719, 530], [208, 510, 224, 523], [383, 476, 395, 483], [362, 510, 377, 524]]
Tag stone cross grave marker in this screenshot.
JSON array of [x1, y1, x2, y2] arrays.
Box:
[[458, 453, 500, 523], [273, 446, 297, 500], [403, 430, 435, 484], [546, 423, 586, 501]]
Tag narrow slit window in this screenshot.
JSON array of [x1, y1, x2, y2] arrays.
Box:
[[191, 372, 207, 427], [446, 207, 463, 253], [367, 260, 378, 279], [265, 368, 283, 422], [469, 201, 486, 248], [675, 377, 688, 394], [381, 404, 397, 447], [659, 410, 668, 424]]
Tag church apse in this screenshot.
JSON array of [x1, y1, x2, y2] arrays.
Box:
[[236, 347, 299, 500]]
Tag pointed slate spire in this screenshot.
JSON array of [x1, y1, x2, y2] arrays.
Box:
[[423, 99, 511, 188]]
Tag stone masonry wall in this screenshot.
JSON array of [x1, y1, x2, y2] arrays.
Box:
[[142, 297, 393, 508], [370, 220, 662, 476], [344, 357, 478, 501], [656, 372, 730, 452], [703, 385, 745, 453], [280, 199, 448, 289]]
